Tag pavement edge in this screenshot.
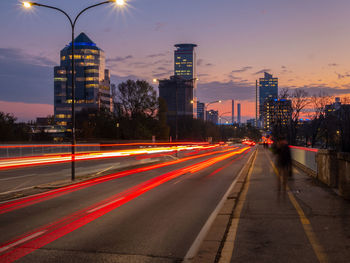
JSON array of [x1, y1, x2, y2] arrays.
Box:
[[189, 147, 257, 263]]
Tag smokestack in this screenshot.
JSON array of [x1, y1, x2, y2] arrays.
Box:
[[232, 99, 235, 124], [237, 103, 241, 124]]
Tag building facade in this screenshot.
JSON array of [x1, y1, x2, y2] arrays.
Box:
[[259, 72, 278, 128], [54, 32, 111, 129], [197, 101, 205, 120], [206, 110, 219, 124], [263, 98, 292, 131], [174, 44, 197, 118], [158, 75, 195, 120]]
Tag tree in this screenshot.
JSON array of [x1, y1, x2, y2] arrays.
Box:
[[114, 80, 160, 140], [0, 112, 30, 142], [290, 89, 310, 145], [116, 80, 157, 119]]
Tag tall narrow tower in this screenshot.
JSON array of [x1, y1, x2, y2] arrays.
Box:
[[237, 103, 241, 125], [231, 100, 235, 124], [174, 44, 197, 118]]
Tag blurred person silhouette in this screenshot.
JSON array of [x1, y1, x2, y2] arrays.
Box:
[[275, 137, 292, 192]]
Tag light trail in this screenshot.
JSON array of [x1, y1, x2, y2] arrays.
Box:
[[0, 146, 250, 262], [0, 144, 218, 170], [0, 147, 238, 215], [0, 141, 210, 149]]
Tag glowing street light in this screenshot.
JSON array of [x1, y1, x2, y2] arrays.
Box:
[[23, 2, 32, 8], [22, 1, 125, 180], [116, 0, 125, 6]]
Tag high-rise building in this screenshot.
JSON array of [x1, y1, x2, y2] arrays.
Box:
[[54, 32, 111, 128], [206, 110, 219, 124], [158, 75, 195, 120], [232, 100, 235, 124], [237, 103, 241, 124], [258, 72, 278, 128], [197, 101, 205, 120], [263, 98, 292, 131], [174, 44, 197, 118]]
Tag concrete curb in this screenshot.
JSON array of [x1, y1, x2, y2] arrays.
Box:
[[192, 148, 257, 263]]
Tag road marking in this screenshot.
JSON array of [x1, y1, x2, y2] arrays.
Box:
[[267, 154, 328, 263], [183, 148, 256, 262], [218, 149, 257, 263], [0, 231, 46, 253], [95, 165, 116, 176], [87, 197, 125, 214]]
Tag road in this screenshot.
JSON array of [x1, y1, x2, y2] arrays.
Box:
[[0, 144, 253, 262], [0, 144, 217, 194]]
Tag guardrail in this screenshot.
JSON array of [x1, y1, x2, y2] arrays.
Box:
[[0, 144, 100, 159], [290, 146, 318, 173]]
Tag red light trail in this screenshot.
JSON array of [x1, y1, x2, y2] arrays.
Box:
[[0, 144, 218, 171], [0, 147, 238, 215], [0, 146, 250, 262]]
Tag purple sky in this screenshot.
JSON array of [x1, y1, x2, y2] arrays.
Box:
[[1, 0, 350, 121]]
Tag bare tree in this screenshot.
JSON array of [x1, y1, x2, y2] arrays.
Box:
[[308, 93, 332, 147], [290, 89, 310, 145]]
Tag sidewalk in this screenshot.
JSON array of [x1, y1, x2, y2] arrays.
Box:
[[194, 146, 350, 263]]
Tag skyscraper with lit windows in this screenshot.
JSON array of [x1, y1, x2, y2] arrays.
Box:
[[174, 44, 197, 118], [54, 32, 111, 128], [258, 72, 278, 128]]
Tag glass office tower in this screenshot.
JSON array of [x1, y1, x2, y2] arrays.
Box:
[[54, 32, 111, 129], [258, 72, 278, 128], [174, 44, 197, 118]]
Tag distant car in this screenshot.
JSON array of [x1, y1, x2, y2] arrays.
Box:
[[242, 140, 256, 147]]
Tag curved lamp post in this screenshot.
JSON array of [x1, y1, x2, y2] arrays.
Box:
[[23, 0, 125, 180], [219, 112, 231, 125], [205, 100, 222, 121]]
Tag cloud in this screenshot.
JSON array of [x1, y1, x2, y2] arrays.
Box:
[[0, 47, 55, 67], [0, 48, 53, 104], [253, 68, 271, 75], [336, 72, 350, 79], [231, 66, 252, 73], [197, 80, 256, 102], [281, 65, 287, 69], [284, 84, 350, 97], [197, 59, 213, 67], [106, 55, 133, 63], [328, 63, 339, 67], [146, 52, 168, 58]]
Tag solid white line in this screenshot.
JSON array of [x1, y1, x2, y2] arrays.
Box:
[[183, 149, 255, 262], [0, 230, 46, 253], [87, 197, 125, 214]]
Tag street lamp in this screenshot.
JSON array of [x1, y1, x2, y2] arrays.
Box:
[[204, 100, 222, 121], [219, 112, 231, 124], [23, 0, 125, 181]]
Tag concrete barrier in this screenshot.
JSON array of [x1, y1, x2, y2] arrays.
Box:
[[290, 146, 318, 176], [315, 150, 338, 187], [337, 152, 350, 199]]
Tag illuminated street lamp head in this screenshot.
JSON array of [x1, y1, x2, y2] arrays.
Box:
[[115, 0, 125, 6], [23, 2, 32, 8]]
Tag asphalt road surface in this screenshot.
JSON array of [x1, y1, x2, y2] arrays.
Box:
[[0, 145, 253, 262]]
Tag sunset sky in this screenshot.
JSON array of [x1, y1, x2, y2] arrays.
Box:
[[1, 0, 350, 121]]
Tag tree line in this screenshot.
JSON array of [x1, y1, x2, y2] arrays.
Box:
[[271, 88, 350, 152], [0, 79, 261, 143]]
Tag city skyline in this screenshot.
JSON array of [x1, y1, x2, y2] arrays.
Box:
[[2, 0, 350, 121]]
